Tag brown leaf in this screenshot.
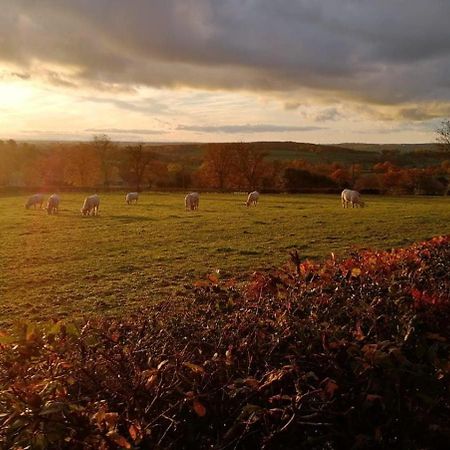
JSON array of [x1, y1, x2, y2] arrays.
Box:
[[354, 321, 365, 341], [107, 431, 131, 449], [244, 377, 259, 389], [104, 412, 119, 430], [92, 409, 106, 426], [207, 273, 219, 284], [322, 378, 338, 399], [259, 367, 292, 390], [145, 374, 158, 390], [183, 362, 205, 374]]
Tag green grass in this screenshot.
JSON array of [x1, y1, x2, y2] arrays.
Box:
[[1, 192, 449, 326]]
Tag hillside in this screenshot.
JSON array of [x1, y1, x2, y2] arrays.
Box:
[[336, 143, 439, 153], [128, 141, 448, 168]]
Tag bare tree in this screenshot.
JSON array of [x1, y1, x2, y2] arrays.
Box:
[[125, 144, 154, 191], [436, 120, 450, 195], [436, 119, 450, 151], [92, 134, 115, 189]]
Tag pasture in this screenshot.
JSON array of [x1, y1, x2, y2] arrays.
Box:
[[0, 192, 449, 327]]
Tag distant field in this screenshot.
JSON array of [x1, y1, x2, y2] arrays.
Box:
[[1, 192, 449, 326]]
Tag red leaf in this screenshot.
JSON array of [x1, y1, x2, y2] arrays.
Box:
[[128, 422, 142, 442], [193, 400, 206, 417]]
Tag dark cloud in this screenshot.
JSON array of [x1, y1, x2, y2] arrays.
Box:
[[1, 1, 450, 110], [176, 124, 323, 134]]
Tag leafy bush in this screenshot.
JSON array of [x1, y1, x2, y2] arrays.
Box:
[[1, 237, 449, 449]]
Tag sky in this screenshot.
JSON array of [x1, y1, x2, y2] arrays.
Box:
[[1, 0, 450, 144]]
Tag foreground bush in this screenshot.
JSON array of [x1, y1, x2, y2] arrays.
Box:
[[1, 237, 449, 449]]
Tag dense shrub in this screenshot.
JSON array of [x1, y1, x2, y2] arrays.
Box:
[[283, 168, 338, 191], [0, 237, 449, 449]]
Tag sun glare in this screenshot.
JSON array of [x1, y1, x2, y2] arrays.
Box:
[[0, 81, 34, 109]]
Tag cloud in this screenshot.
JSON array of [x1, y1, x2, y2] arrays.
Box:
[[313, 108, 344, 122], [0, 1, 449, 115], [176, 124, 323, 134], [0, 70, 31, 81], [82, 96, 170, 115], [85, 128, 166, 135], [46, 71, 78, 88]]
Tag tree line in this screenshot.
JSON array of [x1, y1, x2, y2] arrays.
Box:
[[0, 129, 449, 194]]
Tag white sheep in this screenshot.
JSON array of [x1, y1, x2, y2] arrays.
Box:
[[25, 193, 44, 209], [246, 191, 260, 207], [185, 192, 199, 210], [46, 194, 60, 215], [126, 192, 139, 204], [81, 194, 100, 216], [341, 189, 365, 208]]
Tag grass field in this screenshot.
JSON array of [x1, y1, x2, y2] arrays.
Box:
[[1, 192, 449, 327]]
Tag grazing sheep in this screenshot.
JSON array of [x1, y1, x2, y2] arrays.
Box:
[[341, 189, 365, 208], [46, 194, 60, 215], [246, 191, 260, 207], [81, 194, 100, 216], [126, 192, 139, 204], [25, 193, 44, 209], [185, 192, 199, 211]]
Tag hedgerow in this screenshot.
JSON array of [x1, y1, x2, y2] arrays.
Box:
[[1, 236, 449, 449]]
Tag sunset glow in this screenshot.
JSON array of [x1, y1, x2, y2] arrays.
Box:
[[0, 1, 449, 143]]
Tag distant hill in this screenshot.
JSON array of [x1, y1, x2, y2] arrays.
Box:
[[10, 140, 448, 169], [335, 143, 439, 153], [147, 141, 447, 168]]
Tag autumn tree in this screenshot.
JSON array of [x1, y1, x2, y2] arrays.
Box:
[[232, 143, 267, 190], [199, 144, 235, 190], [330, 168, 351, 188], [40, 149, 69, 188], [146, 160, 169, 188], [17, 143, 44, 187], [65, 144, 102, 187], [0, 140, 17, 186]]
